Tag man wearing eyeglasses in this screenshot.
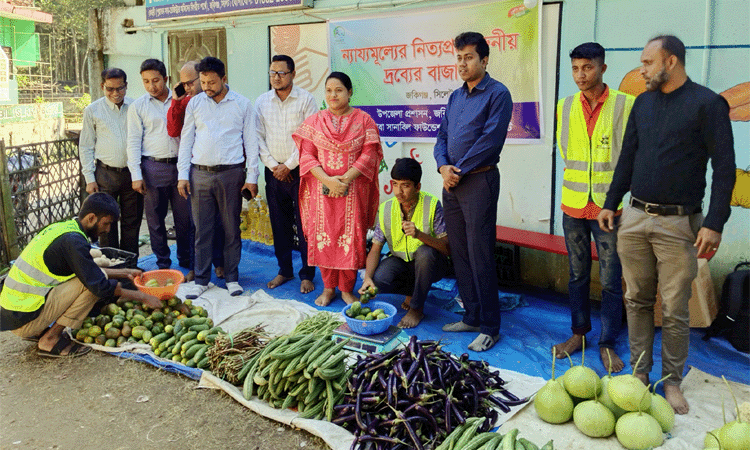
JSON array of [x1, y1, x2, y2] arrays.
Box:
[[167, 60, 225, 280], [255, 55, 318, 294], [78, 68, 144, 255]]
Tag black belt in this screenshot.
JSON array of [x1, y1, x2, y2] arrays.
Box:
[[96, 160, 128, 173], [192, 162, 245, 173], [630, 197, 701, 216], [468, 165, 494, 174], [143, 156, 178, 164]]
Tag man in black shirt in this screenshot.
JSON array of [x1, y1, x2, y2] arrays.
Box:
[[598, 35, 735, 415], [0, 193, 161, 357]]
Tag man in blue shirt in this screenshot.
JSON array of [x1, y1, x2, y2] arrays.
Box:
[[433, 31, 513, 352]]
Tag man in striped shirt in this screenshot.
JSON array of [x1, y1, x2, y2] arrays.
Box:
[[78, 68, 143, 255], [256, 55, 318, 294]]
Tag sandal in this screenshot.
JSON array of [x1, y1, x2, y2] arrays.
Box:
[[37, 333, 92, 358], [22, 331, 47, 343]]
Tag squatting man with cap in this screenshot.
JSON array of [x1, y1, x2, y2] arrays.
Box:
[[0, 193, 161, 358]]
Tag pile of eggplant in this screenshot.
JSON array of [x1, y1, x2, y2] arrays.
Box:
[[333, 336, 528, 450]]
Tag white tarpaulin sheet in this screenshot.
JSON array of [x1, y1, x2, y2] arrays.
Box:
[[499, 367, 750, 449]]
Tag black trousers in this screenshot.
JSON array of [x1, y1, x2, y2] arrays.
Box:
[[265, 167, 314, 281], [190, 166, 244, 285], [372, 245, 450, 310], [442, 168, 501, 336], [94, 164, 143, 255]]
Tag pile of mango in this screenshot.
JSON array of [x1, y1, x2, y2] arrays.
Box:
[[72, 297, 208, 348]]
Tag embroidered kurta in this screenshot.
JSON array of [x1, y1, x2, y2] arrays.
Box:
[[293, 108, 383, 270]]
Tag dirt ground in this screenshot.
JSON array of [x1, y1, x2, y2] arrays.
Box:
[[0, 214, 331, 450], [0, 333, 330, 450]]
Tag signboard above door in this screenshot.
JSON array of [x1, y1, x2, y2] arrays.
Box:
[[145, 0, 313, 22]]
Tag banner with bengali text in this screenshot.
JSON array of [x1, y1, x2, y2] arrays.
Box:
[[145, 0, 312, 22], [329, 0, 542, 143]]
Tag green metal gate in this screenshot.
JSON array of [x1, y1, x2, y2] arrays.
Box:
[[0, 138, 84, 272]]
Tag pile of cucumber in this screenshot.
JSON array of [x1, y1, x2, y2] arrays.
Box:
[[242, 333, 350, 421], [437, 419, 553, 450], [345, 301, 388, 321], [148, 317, 224, 368]]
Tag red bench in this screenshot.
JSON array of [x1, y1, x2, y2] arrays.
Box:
[[495, 225, 598, 260]]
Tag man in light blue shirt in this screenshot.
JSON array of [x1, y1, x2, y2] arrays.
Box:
[[177, 56, 259, 298], [79, 68, 143, 255], [127, 59, 194, 280]]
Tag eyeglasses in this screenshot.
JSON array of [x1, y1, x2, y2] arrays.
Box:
[[104, 85, 127, 93], [269, 71, 291, 77], [182, 77, 199, 86]]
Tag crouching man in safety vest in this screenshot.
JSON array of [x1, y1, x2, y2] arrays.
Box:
[[359, 158, 451, 328], [0, 193, 161, 357]]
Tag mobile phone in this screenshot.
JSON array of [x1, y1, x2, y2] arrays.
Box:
[[241, 187, 254, 200], [174, 83, 186, 97], [322, 185, 348, 196]]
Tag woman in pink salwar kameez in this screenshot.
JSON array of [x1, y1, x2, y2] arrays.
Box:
[[293, 72, 383, 306]]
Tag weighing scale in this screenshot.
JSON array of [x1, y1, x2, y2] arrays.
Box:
[[332, 323, 409, 353]]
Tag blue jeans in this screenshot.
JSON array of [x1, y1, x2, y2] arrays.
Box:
[[562, 213, 623, 348]]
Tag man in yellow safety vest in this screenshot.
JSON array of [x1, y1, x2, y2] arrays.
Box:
[[359, 158, 451, 329], [553, 42, 634, 373], [0, 193, 161, 357]]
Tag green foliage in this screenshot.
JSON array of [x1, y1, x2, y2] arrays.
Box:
[[37, 0, 124, 38], [16, 75, 30, 89], [69, 93, 91, 114]]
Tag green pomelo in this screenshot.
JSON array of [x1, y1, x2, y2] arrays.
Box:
[[608, 375, 651, 412], [564, 366, 601, 399], [703, 428, 721, 448], [717, 420, 750, 450], [534, 380, 574, 424], [615, 411, 664, 450], [573, 400, 615, 437], [647, 392, 675, 433], [600, 375, 627, 419]]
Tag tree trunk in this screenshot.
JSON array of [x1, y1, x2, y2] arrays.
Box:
[[72, 28, 80, 87]]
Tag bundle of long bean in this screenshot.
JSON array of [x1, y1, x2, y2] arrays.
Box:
[[206, 324, 269, 384], [333, 336, 528, 450], [291, 312, 343, 336]]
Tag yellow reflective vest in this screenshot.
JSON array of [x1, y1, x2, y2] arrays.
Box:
[[556, 88, 634, 209], [0, 219, 86, 312], [378, 191, 438, 262]]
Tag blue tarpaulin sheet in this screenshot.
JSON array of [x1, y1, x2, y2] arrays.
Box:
[[131, 240, 749, 387]]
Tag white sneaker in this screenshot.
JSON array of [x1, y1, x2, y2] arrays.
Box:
[[227, 282, 243, 296], [186, 283, 208, 299]]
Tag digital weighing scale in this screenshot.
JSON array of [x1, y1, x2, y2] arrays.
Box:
[[332, 323, 410, 353]]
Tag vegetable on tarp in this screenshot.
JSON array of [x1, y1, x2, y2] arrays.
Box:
[[334, 336, 528, 450], [533, 347, 574, 424], [646, 375, 675, 433], [614, 386, 663, 450], [608, 350, 651, 412], [598, 349, 627, 419], [709, 375, 750, 450], [562, 336, 601, 400]]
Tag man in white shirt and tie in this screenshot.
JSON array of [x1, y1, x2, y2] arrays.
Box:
[[127, 59, 194, 280], [256, 55, 318, 294], [79, 67, 143, 255], [177, 56, 259, 298]]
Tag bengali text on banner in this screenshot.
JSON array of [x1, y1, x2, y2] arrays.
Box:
[[328, 0, 542, 143]]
